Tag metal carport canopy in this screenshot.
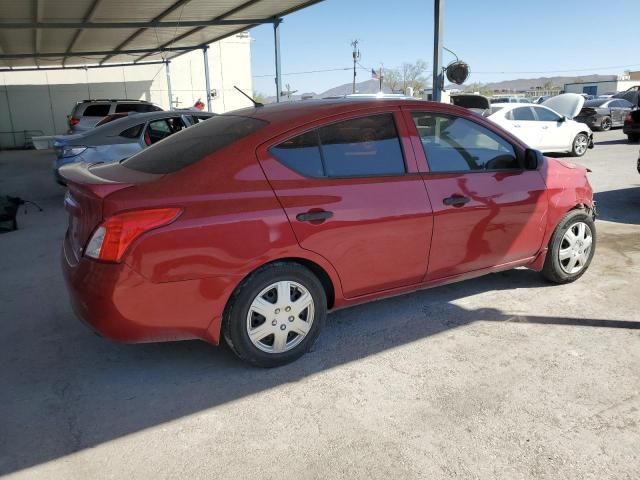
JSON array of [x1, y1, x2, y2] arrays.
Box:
[[0, 0, 322, 68]]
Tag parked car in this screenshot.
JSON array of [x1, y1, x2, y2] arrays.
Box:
[[532, 95, 554, 104], [613, 87, 640, 107], [450, 94, 491, 116], [60, 99, 596, 367], [488, 94, 593, 156], [53, 111, 214, 184], [574, 98, 634, 131], [67, 99, 164, 134], [490, 96, 530, 104], [623, 109, 640, 142]]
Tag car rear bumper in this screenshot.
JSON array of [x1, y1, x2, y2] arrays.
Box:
[[623, 123, 640, 135], [575, 116, 600, 128], [62, 234, 230, 345]]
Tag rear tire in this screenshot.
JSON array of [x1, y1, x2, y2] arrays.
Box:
[[628, 134, 640, 143], [223, 262, 326, 367], [570, 133, 589, 157], [599, 116, 611, 131], [542, 210, 596, 284]]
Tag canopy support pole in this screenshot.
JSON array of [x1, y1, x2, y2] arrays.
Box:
[[203, 46, 212, 111], [165, 60, 173, 110], [273, 18, 282, 103], [432, 0, 444, 102]]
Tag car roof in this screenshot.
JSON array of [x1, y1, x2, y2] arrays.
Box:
[[229, 98, 466, 129], [69, 110, 215, 139]]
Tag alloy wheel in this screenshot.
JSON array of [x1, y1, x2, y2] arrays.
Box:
[[246, 280, 315, 354], [558, 221, 593, 274], [574, 134, 588, 155]]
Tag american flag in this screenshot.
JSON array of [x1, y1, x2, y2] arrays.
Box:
[[371, 68, 381, 80]]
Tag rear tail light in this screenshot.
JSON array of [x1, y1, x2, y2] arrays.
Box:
[[625, 113, 632, 123], [68, 116, 80, 126], [85, 208, 182, 262]]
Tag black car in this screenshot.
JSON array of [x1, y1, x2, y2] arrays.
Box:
[[574, 98, 635, 131], [624, 109, 640, 142]]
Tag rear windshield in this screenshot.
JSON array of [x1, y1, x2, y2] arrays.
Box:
[[123, 115, 268, 174], [584, 99, 607, 107]]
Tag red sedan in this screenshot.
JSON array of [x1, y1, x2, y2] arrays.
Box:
[[61, 99, 596, 367]]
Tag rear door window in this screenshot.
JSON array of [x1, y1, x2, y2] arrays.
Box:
[[120, 124, 144, 139], [269, 113, 405, 178], [124, 115, 268, 174], [510, 107, 536, 121], [319, 114, 405, 177], [82, 104, 111, 117], [411, 112, 520, 172], [116, 103, 154, 113], [270, 131, 324, 177]]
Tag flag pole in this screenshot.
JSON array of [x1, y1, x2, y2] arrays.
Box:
[[379, 64, 383, 92]]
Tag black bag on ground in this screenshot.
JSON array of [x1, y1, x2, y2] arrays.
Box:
[[0, 195, 24, 233]]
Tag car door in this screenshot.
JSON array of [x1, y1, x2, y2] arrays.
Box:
[[142, 116, 187, 146], [257, 110, 434, 298], [609, 100, 630, 126], [404, 110, 548, 280], [531, 105, 568, 151], [505, 106, 542, 148]]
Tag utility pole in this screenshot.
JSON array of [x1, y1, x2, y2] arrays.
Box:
[[432, 0, 444, 101], [351, 40, 360, 94]]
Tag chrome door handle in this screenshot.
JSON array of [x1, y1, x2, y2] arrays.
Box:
[[542, 125, 549, 129]]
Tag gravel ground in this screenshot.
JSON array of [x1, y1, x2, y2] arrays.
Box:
[[0, 129, 638, 479]]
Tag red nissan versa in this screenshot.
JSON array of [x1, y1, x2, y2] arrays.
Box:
[[61, 99, 596, 367]]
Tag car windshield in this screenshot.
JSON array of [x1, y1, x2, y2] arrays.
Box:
[[123, 114, 268, 174]]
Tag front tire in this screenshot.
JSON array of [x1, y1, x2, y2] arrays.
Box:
[[599, 116, 611, 131], [542, 210, 596, 284], [571, 133, 589, 157], [223, 262, 327, 367]]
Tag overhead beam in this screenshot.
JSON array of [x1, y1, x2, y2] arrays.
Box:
[[0, 60, 166, 73], [63, 0, 103, 66], [0, 18, 276, 29], [0, 45, 204, 60], [100, 0, 194, 65], [33, 0, 44, 67], [135, 0, 265, 63]]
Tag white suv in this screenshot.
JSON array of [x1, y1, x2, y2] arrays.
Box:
[[67, 99, 163, 133]]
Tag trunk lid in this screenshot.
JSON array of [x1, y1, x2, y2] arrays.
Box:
[[61, 162, 162, 260], [542, 93, 585, 120]]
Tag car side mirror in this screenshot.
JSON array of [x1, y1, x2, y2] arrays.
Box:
[[558, 115, 566, 123], [524, 148, 541, 170]]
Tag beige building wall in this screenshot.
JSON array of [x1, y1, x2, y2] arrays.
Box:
[[0, 33, 253, 148]]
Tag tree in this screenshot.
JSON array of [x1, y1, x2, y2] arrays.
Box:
[[383, 60, 430, 96], [383, 68, 402, 93]]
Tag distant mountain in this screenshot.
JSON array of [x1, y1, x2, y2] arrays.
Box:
[[264, 74, 620, 103], [468, 74, 617, 92]]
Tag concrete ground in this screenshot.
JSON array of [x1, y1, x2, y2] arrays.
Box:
[[1, 130, 639, 480]]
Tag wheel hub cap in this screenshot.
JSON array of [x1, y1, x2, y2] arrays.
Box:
[[558, 221, 593, 274], [246, 280, 315, 354]]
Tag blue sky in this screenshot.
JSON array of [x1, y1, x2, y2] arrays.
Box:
[[249, 0, 638, 96]]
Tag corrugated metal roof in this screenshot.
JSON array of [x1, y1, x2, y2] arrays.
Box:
[[0, 0, 322, 68]]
